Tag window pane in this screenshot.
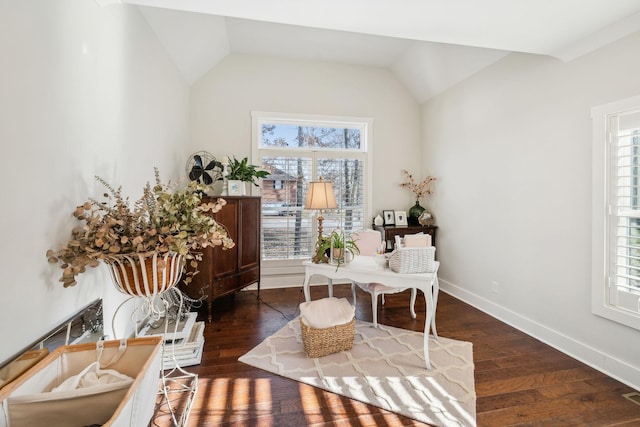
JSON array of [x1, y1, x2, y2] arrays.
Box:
[[260, 124, 361, 150], [317, 157, 365, 234], [256, 116, 369, 262], [261, 156, 314, 260], [259, 155, 366, 260]]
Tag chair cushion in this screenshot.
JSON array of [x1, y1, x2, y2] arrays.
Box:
[[356, 282, 405, 294], [403, 233, 431, 247], [351, 229, 383, 256]]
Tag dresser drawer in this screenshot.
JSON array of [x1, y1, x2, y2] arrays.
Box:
[[238, 268, 259, 287], [212, 276, 238, 296]]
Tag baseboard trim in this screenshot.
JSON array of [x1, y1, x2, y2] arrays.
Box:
[[439, 278, 640, 392], [243, 275, 352, 291]]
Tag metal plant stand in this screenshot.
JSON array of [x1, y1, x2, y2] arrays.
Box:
[[111, 286, 200, 427], [153, 288, 199, 427]]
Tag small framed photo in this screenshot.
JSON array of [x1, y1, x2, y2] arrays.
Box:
[[394, 210, 408, 227], [383, 210, 395, 225]]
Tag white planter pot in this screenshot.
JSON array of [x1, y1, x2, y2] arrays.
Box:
[[227, 180, 246, 196]]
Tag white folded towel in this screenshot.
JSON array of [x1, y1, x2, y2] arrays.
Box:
[[299, 297, 355, 329]]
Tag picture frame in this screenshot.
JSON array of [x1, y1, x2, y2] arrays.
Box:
[[383, 210, 395, 225], [394, 210, 408, 227]]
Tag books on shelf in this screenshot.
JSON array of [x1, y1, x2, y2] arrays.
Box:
[[137, 312, 205, 369]]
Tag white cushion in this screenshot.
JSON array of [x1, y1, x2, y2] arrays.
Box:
[[357, 282, 405, 294], [403, 233, 431, 247], [299, 297, 355, 329]]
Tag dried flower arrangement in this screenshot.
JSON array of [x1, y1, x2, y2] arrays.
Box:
[[46, 168, 235, 288], [400, 170, 437, 201]]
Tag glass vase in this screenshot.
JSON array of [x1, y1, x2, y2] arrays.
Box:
[[408, 200, 425, 225]]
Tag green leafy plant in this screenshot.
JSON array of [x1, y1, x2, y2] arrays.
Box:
[[226, 156, 269, 186], [313, 230, 359, 268], [46, 168, 235, 288]]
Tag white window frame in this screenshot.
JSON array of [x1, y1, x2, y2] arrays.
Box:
[[252, 111, 373, 273], [592, 94, 640, 331]]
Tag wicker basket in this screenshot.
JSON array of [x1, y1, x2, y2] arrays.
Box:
[[300, 317, 355, 358], [388, 246, 436, 274]]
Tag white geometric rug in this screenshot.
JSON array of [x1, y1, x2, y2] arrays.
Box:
[[239, 318, 476, 427]]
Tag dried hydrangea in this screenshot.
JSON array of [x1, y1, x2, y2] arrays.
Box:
[[47, 168, 234, 287]]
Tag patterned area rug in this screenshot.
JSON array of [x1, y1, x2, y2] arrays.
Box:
[[239, 318, 476, 426]]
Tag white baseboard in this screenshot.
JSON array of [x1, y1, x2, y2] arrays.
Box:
[[439, 278, 640, 392], [243, 275, 351, 291]]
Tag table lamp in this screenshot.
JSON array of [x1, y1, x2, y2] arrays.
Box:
[[304, 177, 338, 240]]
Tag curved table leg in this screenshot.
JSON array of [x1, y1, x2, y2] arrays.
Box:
[[372, 291, 379, 328], [409, 288, 417, 319], [351, 282, 357, 305], [423, 285, 433, 370], [303, 270, 312, 302], [431, 276, 439, 339]]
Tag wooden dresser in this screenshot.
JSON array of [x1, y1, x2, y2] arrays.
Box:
[[181, 196, 261, 321]]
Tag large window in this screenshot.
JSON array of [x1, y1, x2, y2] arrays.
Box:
[[252, 111, 372, 265], [592, 96, 640, 330]]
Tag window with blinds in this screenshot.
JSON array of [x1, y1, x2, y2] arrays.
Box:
[[252, 112, 370, 263], [592, 97, 640, 331], [609, 111, 640, 315]]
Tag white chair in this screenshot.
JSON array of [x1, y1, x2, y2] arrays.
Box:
[[350, 229, 417, 327]]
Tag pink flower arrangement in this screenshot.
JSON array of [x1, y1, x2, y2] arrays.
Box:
[[400, 170, 437, 201]]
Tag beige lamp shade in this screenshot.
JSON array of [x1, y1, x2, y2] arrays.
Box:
[[305, 178, 338, 210]]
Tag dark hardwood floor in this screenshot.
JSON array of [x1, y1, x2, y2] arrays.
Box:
[[151, 286, 640, 426]]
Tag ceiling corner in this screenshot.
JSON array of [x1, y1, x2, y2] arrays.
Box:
[[550, 10, 640, 62], [392, 42, 510, 104], [138, 6, 231, 84]]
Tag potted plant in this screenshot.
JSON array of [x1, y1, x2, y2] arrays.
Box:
[[313, 230, 359, 268], [46, 168, 235, 294], [226, 156, 269, 185]]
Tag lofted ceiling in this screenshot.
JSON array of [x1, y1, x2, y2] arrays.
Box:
[[99, 0, 640, 103]]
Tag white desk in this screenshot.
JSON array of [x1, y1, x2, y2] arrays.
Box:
[[302, 260, 440, 369]]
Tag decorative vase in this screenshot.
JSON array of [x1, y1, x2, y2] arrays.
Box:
[[418, 210, 435, 226], [408, 200, 425, 225], [104, 251, 184, 297]]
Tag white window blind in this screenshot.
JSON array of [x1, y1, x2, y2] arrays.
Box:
[[260, 155, 314, 260]]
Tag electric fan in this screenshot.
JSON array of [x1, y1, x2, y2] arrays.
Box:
[[185, 151, 222, 185]]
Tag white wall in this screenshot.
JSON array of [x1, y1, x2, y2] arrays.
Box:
[[0, 0, 189, 363], [423, 32, 640, 389], [189, 54, 422, 216]]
